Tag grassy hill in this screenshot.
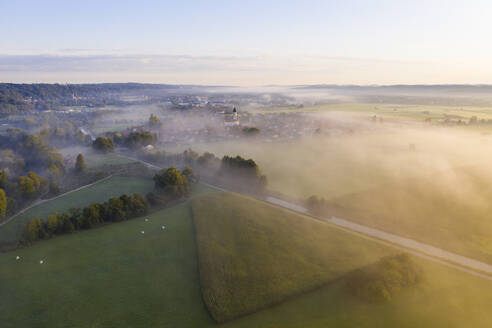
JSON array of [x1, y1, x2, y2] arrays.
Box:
[[191, 192, 397, 323], [0, 176, 154, 244], [3, 186, 492, 327]]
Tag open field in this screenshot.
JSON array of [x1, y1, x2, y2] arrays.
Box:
[[0, 201, 215, 328], [59, 146, 138, 168], [332, 166, 492, 265], [0, 176, 154, 244], [192, 192, 397, 322], [256, 103, 492, 125], [3, 187, 492, 327]]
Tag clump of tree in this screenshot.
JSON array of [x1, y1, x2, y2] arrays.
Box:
[[345, 254, 422, 302], [0, 129, 66, 175], [21, 193, 149, 244], [219, 155, 267, 191], [92, 136, 114, 153], [0, 170, 49, 220], [242, 126, 260, 136], [105, 131, 124, 145], [125, 131, 157, 149], [74, 153, 86, 173], [18, 171, 48, 200], [151, 167, 192, 202], [149, 114, 161, 127]]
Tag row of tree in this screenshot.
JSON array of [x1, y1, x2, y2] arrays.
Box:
[[141, 149, 267, 193], [20, 166, 197, 245], [93, 130, 157, 153], [21, 193, 149, 244]]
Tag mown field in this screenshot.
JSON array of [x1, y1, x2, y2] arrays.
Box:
[[191, 192, 398, 322], [0, 200, 214, 328], [3, 187, 492, 327], [0, 176, 154, 244], [59, 146, 138, 168]]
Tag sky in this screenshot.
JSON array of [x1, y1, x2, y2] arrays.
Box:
[[1, 0, 491, 85]]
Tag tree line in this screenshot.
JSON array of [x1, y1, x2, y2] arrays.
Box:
[[93, 131, 157, 153], [21, 193, 150, 244], [141, 149, 267, 193], [20, 166, 196, 246]]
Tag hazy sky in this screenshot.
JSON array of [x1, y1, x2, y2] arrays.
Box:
[[1, 0, 491, 85]]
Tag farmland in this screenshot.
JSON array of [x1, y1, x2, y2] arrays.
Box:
[[191, 191, 396, 322]]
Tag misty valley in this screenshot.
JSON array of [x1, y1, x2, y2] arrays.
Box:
[[2, 83, 492, 327]]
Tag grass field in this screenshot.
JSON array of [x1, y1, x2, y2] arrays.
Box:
[[257, 103, 492, 124], [0, 200, 215, 328], [59, 146, 138, 168], [3, 187, 492, 327], [191, 192, 397, 322], [0, 176, 154, 244], [218, 257, 492, 328], [333, 166, 492, 265]]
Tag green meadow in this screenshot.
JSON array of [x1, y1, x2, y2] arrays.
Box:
[[0, 176, 154, 244], [2, 188, 492, 327]]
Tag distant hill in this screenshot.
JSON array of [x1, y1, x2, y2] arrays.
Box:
[[0, 83, 209, 114]]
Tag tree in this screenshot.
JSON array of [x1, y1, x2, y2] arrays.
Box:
[[49, 181, 60, 195], [124, 131, 157, 149], [47, 164, 62, 180], [92, 137, 114, 153], [27, 171, 41, 191], [6, 197, 17, 216], [58, 213, 74, 234], [23, 217, 45, 243], [0, 170, 7, 189], [18, 176, 37, 200], [75, 153, 86, 173], [0, 188, 6, 218], [182, 167, 197, 183], [46, 213, 59, 236], [242, 126, 260, 136], [153, 167, 189, 198], [149, 114, 161, 127]]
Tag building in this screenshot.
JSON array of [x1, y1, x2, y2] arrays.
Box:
[[224, 107, 240, 127]]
